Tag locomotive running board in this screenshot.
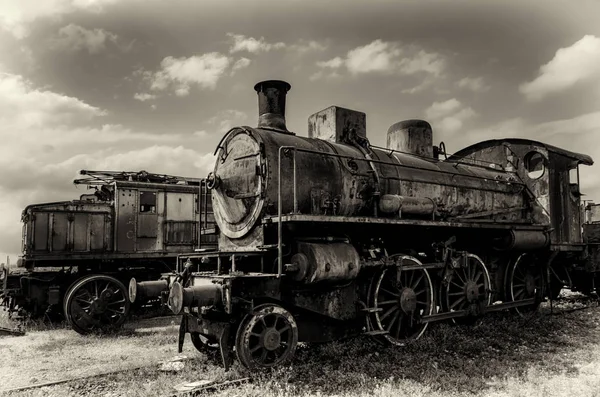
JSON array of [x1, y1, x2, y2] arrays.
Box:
[[420, 298, 537, 323], [265, 214, 544, 231]]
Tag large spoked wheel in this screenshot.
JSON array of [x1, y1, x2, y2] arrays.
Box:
[[235, 304, 298, 369], [371, 255, 434, 346], [506, 254, 543, 316], [64, 275, 130, 335], [440, 254, 492, 318]]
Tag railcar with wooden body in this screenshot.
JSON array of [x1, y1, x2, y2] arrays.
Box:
[[0, 170, 216, 334]]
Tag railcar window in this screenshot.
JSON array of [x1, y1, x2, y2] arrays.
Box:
[[139, 191, 157, 213], [524, 152, 545, 179]]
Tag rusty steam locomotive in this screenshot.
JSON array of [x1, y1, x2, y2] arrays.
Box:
[[0, 170, 216, 334], [132, 80, 600, 370]]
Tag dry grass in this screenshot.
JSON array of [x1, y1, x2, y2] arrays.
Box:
[[3, 294, 600, 397]]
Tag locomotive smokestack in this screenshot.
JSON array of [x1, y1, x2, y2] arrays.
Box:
[[254, 80, 291, 131]]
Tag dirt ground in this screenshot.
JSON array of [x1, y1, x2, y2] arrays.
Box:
[[3, 293, 600, 397]]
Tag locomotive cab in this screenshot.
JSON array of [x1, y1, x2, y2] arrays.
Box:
[[451, 140, 593, 249]]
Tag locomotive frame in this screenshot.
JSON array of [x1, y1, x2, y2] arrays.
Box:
[[132, 80, 600, 370]]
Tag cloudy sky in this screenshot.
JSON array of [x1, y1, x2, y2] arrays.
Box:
[[1, 0, 600, 261]]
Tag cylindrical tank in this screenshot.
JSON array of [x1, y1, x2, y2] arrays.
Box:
[[386, 119, 433, 158], [288, 242, 361, 284], [210, 126, 524, 238], [209, 82, 527, 240]]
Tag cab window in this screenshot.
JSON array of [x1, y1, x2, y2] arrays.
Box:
[[140, 191, 157, 213], [524, 152, 546, 179]]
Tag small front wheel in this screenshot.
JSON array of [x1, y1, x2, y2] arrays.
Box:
[[235, 304, 298, 369]]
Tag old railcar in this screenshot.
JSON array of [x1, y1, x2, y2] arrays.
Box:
[[1, 170, 216, 334], [133, 80, 599, 370]]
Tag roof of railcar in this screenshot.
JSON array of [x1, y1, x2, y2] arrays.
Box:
[[448, 138, 593, 166]]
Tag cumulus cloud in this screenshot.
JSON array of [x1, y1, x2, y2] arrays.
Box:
[[315, 39, 445, 78], [425, 98, 476, 135], [290, 40, 327, 53], [207, 109, 248, 132], [520, 35, 600, 101], [143, 52, 232, 96], [133, 92, 156, 102], [0, 0, 119, 39], [226, 33, 326, 56], [457, 77, 489, 92], [51, 24, 119, 54], [231, 57, 251, 72], [0, 72, 105, 128], [227, 33, 286, 53]]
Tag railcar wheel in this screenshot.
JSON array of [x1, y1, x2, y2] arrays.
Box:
[[235, 304, 298, 369], [506, 254, 543, 316], [372, 256, 434, 345], [64, 275, 130, 335], [440, 254, 492, 318]]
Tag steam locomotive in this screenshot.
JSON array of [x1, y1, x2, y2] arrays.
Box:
[[132, 80, 600, 370], [0, 170, 216, 334]]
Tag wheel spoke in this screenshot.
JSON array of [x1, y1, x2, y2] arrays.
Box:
[[450, 296, 466, 310], [385, 311, 399, 331], [260, 349, 268, 362], [394, 314, 403, 339], [379, 300, 397, 305], [454, 270, 466, 284], [411, 273, 424, 290], [380, 305, 398, 322], [380, 288, 399, 297]]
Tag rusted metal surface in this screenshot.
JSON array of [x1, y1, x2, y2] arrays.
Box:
[[307, 106, 366, 143], [254, 80, 291, 131], [386, 119, 433, 158], [451, 139, 592, 246], [290, 242, 360, 284], [379, 194, 435, 216], [493, 230, 550, 251], [264, 214, 545, 230], [167, 281, 222, 315]]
